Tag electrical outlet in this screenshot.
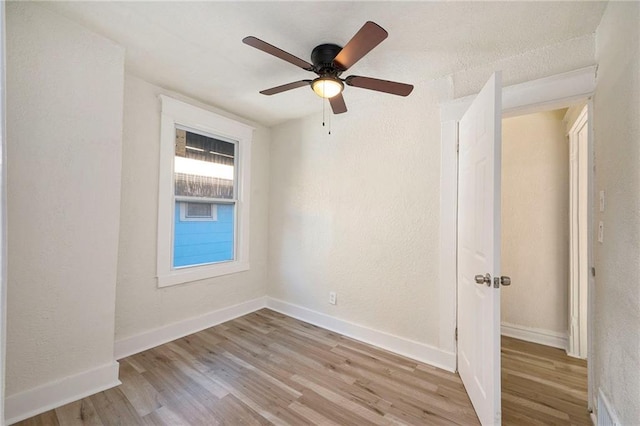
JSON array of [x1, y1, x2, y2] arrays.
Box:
[[329, 291, 337, 305]]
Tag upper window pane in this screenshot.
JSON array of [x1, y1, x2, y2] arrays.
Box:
[[174, 128, 235, 199]]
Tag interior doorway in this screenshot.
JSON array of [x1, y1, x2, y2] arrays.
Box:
[[499, 103, 591, 423], [441, 66, 599, 423], [500, 108, 573, 349], [500, 103, 590, 354]]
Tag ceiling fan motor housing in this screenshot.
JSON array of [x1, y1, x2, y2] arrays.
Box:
[[311, 44, 343, 76]]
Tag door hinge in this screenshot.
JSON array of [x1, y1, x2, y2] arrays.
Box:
[[455, 327, 458, 341]]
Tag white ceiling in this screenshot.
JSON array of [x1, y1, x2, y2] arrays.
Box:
[[42, 1, 607, 127]]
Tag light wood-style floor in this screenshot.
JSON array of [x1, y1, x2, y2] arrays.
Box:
[[16, 309, 479, 425], [15, 310, 589, 425], [501, 336, 590, 425]]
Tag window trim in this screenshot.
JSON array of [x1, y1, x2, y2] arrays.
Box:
[[157, 95, 253, 287]]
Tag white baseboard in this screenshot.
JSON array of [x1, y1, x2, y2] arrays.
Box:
[[115, 294, 457, 371], [501, 322, 568, 350], [5, 361, 120, 425], [597, 387, 621, 425], [114, 296, 267, 360], [266, 297, 456, 372]]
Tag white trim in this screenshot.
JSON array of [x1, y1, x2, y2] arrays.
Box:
[[114, 296, 267, 360], [157, 95, 254, 287], [439, 120, 458, 358], [116, 296, 457, 374], [567, 105, 590, 360], [266, 297, 456, 372], [0, 2, 7, 423], [441, 66, 597, 121], [501, 323, 568, 350], [586, 98, 595, 411], [5, 361, 120, 425], [597, 387, 621, 426], [440, 67, 597, 374]]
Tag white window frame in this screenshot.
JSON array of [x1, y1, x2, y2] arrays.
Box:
[[157, 95, 253, 287]]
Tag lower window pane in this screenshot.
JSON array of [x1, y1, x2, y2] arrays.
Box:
[[173, 202, 235, 268]]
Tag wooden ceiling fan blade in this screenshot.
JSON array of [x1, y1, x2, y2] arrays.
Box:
[[243, 36, 313, 71], [259, 80, 311, 96], [345, 76, 414, 96], [332, 22, 388, 71], [329, 93, 347, 114]]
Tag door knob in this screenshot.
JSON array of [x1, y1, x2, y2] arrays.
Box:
[[492, 275, 512, 288], [474, 273, 491, 286]]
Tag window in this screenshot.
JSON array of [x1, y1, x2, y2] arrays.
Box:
[[157, 96, 253, 287]]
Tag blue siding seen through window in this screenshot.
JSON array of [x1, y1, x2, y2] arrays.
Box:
[[173, 202, 234, 267]]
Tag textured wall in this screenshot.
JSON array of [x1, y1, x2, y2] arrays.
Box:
[[115, 75, 270, 341], [269, 80, 449, 347], [6, 3, 124, 394], [452, 34, 596, 98], [269, 30, 598, 354], [593, 1, 640, 422], [501, 110, 569, 334]]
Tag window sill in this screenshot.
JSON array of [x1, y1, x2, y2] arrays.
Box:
[[157, 261, 250, 288]]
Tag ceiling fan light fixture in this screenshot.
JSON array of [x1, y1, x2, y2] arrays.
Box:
[[311, 77, 344, 99]]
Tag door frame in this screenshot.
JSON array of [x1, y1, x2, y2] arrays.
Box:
[[439, 65, 597, 410], [567, 105, 590, 360], [1, 2, 7, 423]]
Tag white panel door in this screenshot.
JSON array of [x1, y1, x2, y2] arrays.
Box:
[[457, 72, 502, 426]]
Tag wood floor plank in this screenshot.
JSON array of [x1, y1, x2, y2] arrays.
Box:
[[141, 405, 189, 426], [292, 374, 394, 426], [287, 401, 342, 426], [16, 409, 60, 426], [54, 399, 103, 426], [89, 387, 143, 426], [118, 359, 163, 417]]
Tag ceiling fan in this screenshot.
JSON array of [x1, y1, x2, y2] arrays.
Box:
[[243, 21, 414, 114]]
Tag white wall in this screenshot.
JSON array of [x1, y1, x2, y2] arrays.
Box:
[[269, 81, 449, 350], [4, 3, 270, 419], [452, 34, 596, 98], [269, 27, 597, 367], [501, 110, 569, 336], [593, 1, 640, 422], [115, 75, 270, 344], [6, 0, 123, 399]]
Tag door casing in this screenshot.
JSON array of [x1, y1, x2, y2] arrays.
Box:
[[439, 65, 597, 410], [568, 105, 590, 360]]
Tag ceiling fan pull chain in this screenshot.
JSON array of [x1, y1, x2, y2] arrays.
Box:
[[322, 96, 326, 127]]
